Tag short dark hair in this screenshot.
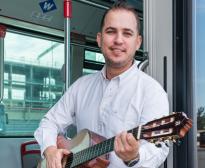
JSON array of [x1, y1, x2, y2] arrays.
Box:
[[100, 0, 141, 34]]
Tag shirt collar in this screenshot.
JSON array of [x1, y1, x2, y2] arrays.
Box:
[[101, 65, 107, 80], [118, 61, 138, 81], [100, 60, 138, 82]]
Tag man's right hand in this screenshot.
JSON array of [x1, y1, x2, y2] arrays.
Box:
[[44, 146, 70, 168]]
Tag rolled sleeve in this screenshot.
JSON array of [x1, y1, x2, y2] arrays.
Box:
[[135, 140, 169, 168], [34, 86, 75, 157]]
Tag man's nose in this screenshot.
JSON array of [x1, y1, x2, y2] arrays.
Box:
[[114, 33, 123, 44]]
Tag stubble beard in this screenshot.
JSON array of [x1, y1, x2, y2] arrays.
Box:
[[105, 56, 134, 70]]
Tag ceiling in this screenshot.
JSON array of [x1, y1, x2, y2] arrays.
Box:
[[0, 0, 142, 38]]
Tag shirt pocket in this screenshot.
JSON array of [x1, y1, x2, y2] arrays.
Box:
[[118, 102, 140, 131]]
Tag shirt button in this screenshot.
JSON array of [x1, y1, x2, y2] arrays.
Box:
[[98, 123, 102, 131]]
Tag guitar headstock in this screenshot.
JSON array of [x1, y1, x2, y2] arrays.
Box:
[[141, 112, 192, 144]]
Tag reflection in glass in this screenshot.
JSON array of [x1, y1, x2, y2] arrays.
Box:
[[85, 50, 105, 63], [1, 32, 64, 136]]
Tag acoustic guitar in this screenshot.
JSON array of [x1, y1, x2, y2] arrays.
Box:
[[39, 112, 192, 168]]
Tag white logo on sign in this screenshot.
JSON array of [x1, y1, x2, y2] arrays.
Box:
[[31, 11, 53, 22], [43, 2, 54, 11]]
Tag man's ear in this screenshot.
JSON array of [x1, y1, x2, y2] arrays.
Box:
[[136, 35, 142, 50], [96, 32, 102, 48]]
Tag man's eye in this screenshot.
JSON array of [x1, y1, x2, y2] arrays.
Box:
[[106, 30, 115, 34], [124, 32, 132, 37]]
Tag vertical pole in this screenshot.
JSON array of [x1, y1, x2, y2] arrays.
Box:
[[0, 25, 6, 101], [64, 0, 72, 91]]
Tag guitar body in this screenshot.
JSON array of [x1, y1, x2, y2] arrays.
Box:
[[39, 129, 108, 168], [38, 112, 192, 168]]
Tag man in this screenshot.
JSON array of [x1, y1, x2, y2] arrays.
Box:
[[35, 1, 169, 168]]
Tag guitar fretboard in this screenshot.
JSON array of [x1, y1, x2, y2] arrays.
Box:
[[66, 127, 140, 167]]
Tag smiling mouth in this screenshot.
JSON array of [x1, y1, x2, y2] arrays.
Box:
[[111, 48, 126, 53]]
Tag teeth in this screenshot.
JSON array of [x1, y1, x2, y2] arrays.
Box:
[[113, 49, 121, 51]]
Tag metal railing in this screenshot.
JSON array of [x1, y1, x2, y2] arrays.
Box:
[[0, 35, 4, 102]]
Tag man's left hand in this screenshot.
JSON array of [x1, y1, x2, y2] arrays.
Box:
[[114, 131, 139, 162]]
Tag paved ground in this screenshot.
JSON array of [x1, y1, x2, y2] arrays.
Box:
[[198, 148, 205, 168]]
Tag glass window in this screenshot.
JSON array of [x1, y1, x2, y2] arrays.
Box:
[[12, 88, 25, 100], [3, 88, 8, 99], [12, 74, 25, 85], [83, 50, 105, 75], [0, 31, 64, 136], [83, 68, 98, 75], [85, 50, 105, 63], [4, 73, 8, 81]]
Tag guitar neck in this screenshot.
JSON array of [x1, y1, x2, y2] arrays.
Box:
[[69, 137, 115, 167], [64, 112, 193, 167], [67, 127, 140, 167]]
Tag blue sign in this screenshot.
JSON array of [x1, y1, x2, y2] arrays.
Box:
[[39, 0, 57, 13]]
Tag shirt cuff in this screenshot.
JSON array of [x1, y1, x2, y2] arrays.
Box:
[[34, 129, 57, 158]]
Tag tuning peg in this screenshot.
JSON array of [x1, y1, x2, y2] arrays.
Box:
[[155, 141, 162, 148], [172, 139, 181, 146], [176, 140, 181, 146], [165, 143, 170, 147], [172, 138, 176, 143], [164, 140, 170, 147], [168, 136, 173, 140], [150, 139, 154, 143]]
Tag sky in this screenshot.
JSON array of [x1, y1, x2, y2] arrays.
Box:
[[196, 0, 205, 109], [4, 32, 64, 69]]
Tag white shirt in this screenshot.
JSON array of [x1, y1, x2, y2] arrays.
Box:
[[34, 61, 169, 168]]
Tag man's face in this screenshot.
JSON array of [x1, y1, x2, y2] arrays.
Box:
[[97, 9, 142, 68]]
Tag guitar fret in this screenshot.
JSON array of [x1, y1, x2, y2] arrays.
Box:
[[104, 139, 109, 155], [92, 144, 99, 160], [87, 147, 92, 163], [104, 140, 109, 153], [81, 149, 86, 165], [99, 141, 103, 156], [91, 144, 95, 162], [71, 153, 79, 167], [83, 148, 90, 164], [128, 127, 137, 140], [73, 149, 87, 167]]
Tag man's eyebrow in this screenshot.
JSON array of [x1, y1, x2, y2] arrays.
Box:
[[104, 27, 116, 31], [104, 27, 135, 34]]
